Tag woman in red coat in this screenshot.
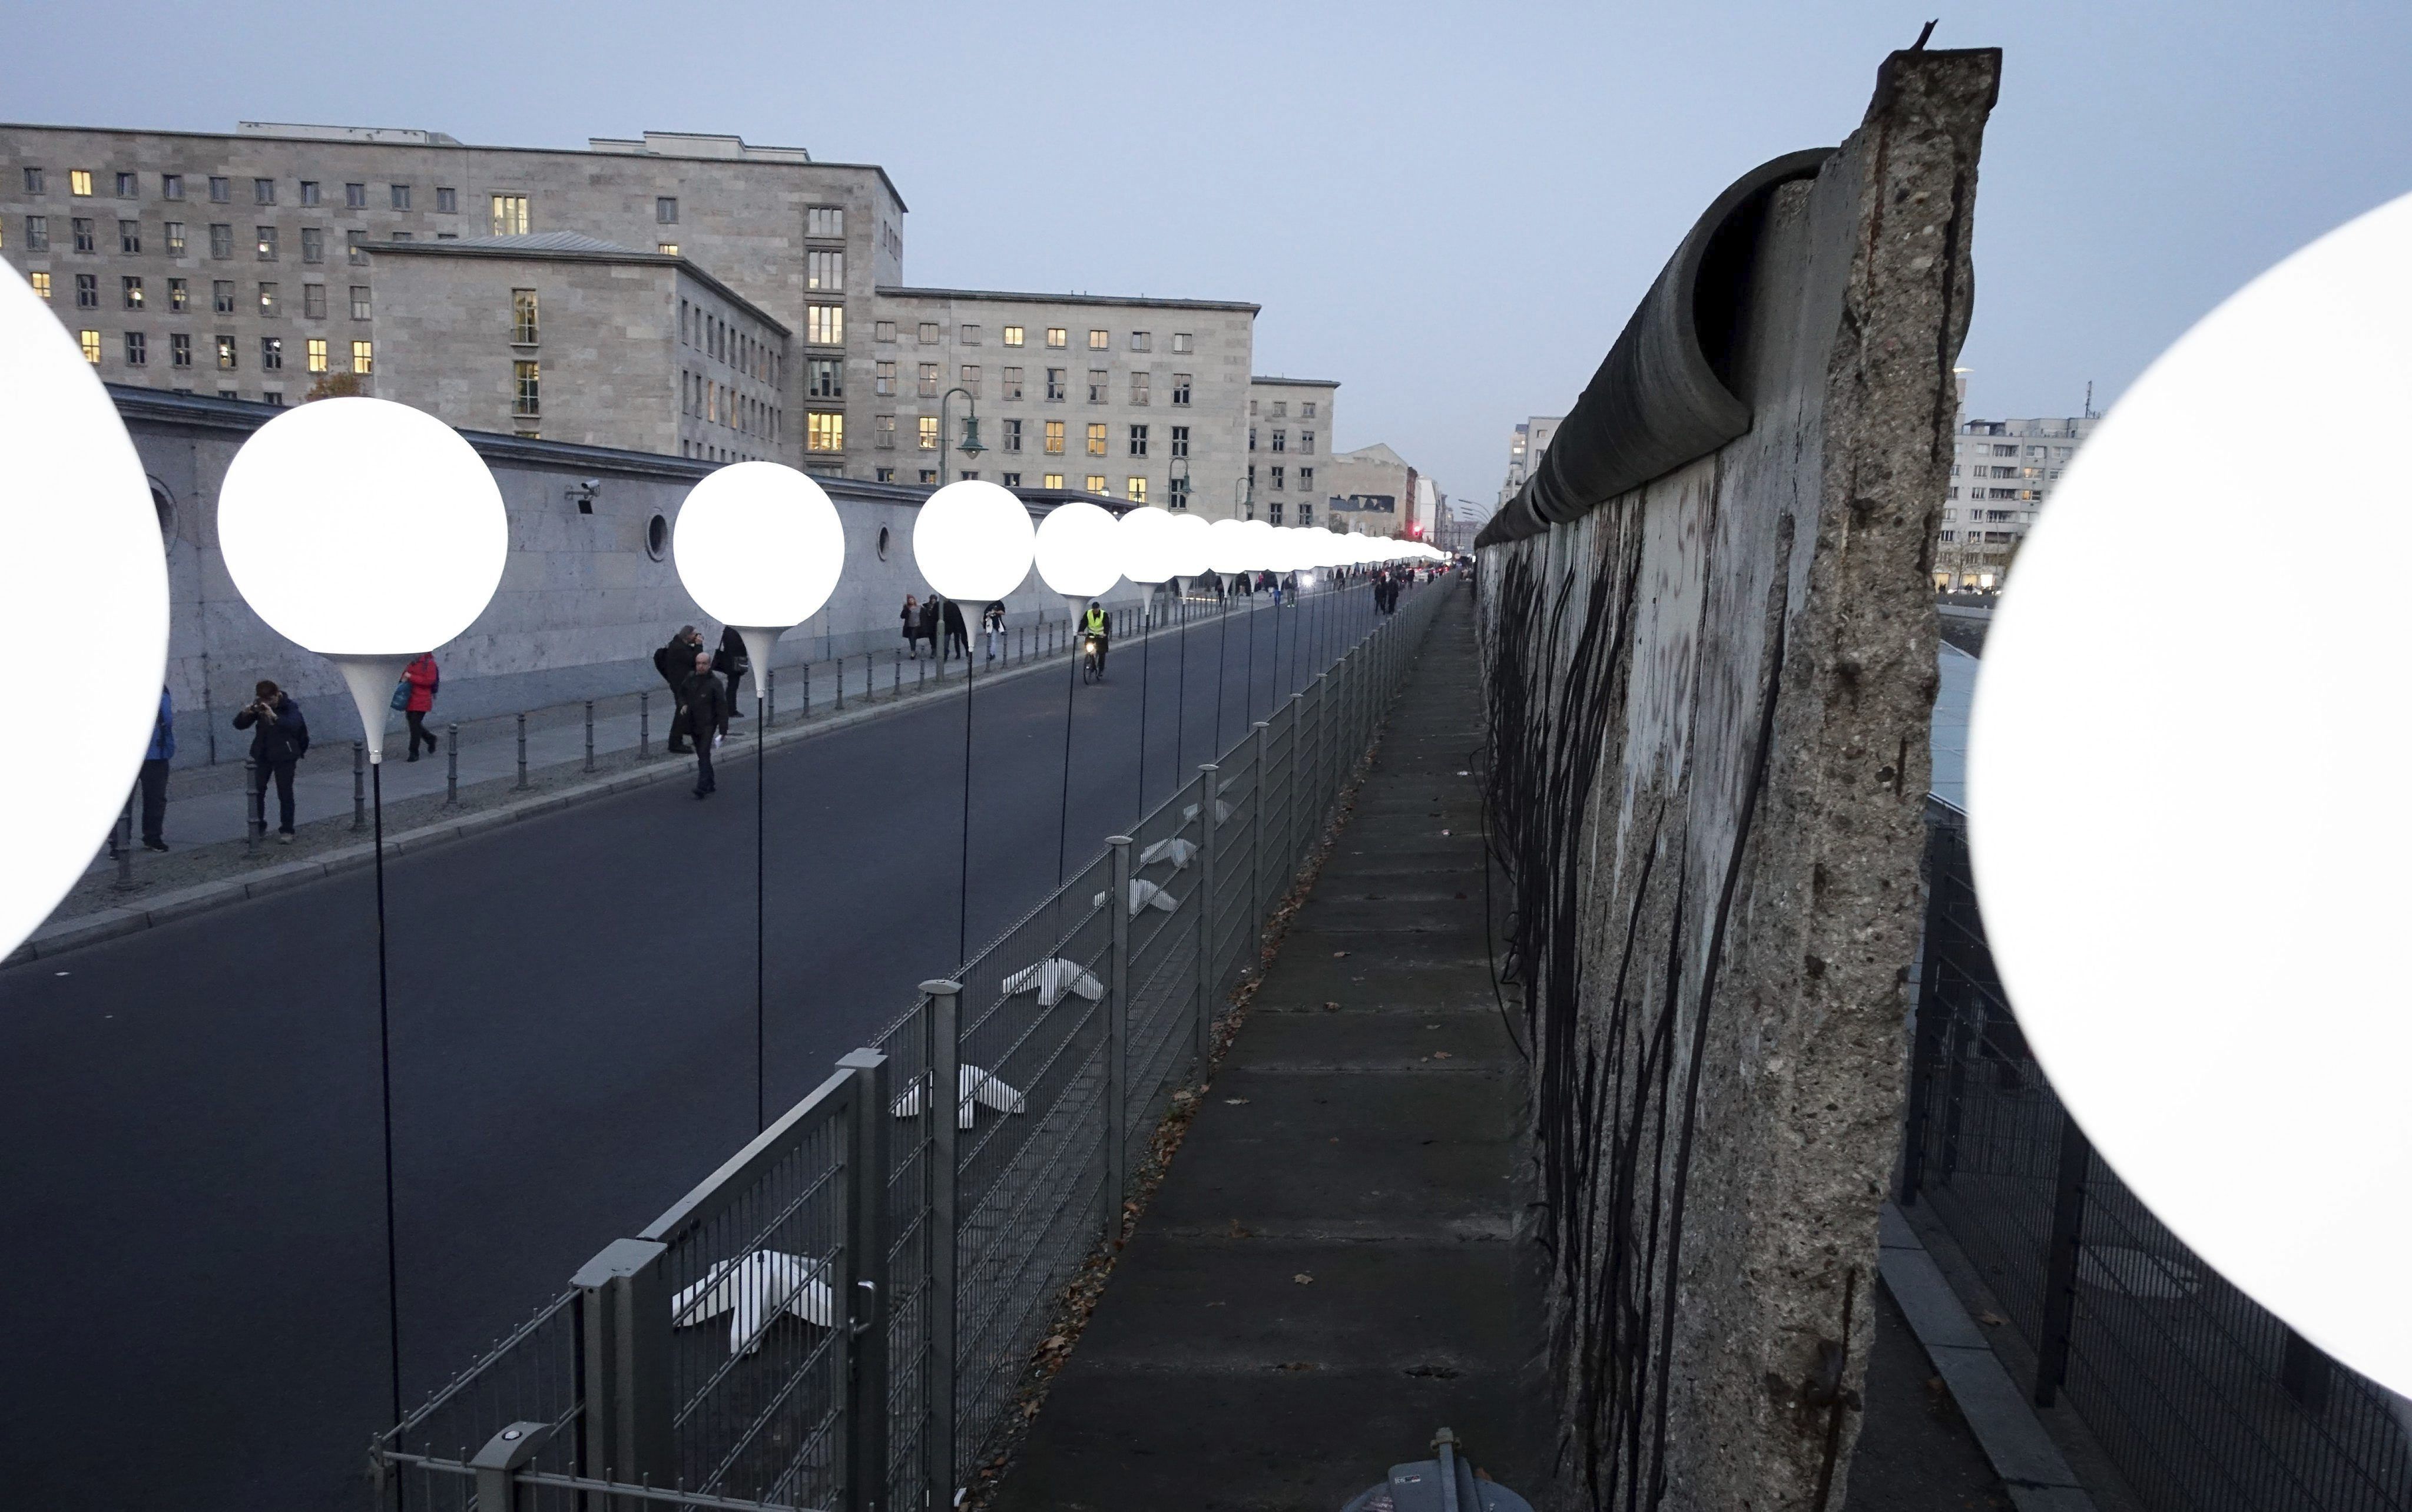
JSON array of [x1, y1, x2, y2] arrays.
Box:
[[402, 653, 440, 761]]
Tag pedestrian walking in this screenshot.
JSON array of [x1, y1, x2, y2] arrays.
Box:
[[941, 597, 970, 662], [982, 601, 1005, 660], [657, 625, 702, 752], [902, 595, 923, 659], [138, 684, 174, 851], [232, 679, 309, 843], [400, 652, 440, 761], [683, 650, 728, 797], [715, 625, 750, 717], [918, 595, 942, 661]]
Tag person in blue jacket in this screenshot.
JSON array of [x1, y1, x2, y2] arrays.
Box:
[[138, 685, 174, 851]]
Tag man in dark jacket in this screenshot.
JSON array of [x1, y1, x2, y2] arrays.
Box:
[[940, 598, 970, 662], [713, 626, 750, 717], [231, 679, 307, 843], [657, 625, 702, 752], [919, 596, 943, 661], [682, 650, 729, 797], [138, 684, 175, 851]]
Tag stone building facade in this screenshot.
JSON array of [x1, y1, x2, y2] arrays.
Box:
[[1323, 440, 1418, 538], [864, 286, 1258, 516], [1243, 376, 1338, 526], [0, 122, 900, 465], [1497, 413, 1563, 508], [1936, 412, 2096, 590], [371, 233, 790, 461]]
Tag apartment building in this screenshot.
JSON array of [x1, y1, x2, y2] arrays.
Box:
[[1323, 441, 1419, 539], [1937, 413, 2096, 589], [864, 287, 1257, 514], [1244, 376, 1338, 525], [1497, 413, 1564, 508]]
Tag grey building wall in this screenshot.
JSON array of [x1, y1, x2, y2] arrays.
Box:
[[1244, 376, 1338, 526], [1323, 441, 1416, 538], [867, 287, 1255, 518], [122, 387, 1144, 768], [1936, 412, 2094, 589], [0, 123, 899, 470]]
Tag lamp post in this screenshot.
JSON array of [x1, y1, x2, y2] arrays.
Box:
[[0, 263, 170, 967], [937, 386, 985, 489], [672, 462, 846, 1131], [216, 396, 509, 1430]]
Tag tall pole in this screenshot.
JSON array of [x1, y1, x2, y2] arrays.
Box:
[[372, 760, 399, 1430], [957, 627, 975, 967], [1055, 606, 1080, 887], [1134, 588, 1154, 823], [1212, 582, 1230, 757], [756, 679, 766, 1130]]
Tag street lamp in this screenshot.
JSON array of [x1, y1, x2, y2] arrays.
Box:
[[937, 386, 984, 485], [0, 262, 170, 966]]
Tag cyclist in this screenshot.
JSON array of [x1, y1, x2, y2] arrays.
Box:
[[1080, 599, 1110, 677]]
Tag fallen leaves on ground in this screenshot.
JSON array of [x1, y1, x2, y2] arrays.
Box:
[[1293, 1273, 1314, 1285]]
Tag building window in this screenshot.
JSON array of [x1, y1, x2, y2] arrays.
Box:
[[1086, 422, 1108, 457], [919, 469, 938, 485], [70, 169, 95, 197], [1301, 401, 1316, 418], [1271, 429, 1286, 453], [212, 280, 235, 313], [1045, 367, 1066, 402], [808, 357, 843, 399], [260, 336, 284, 370], [215, 334, 237, 370], [1129, 330, 1151, 352], [916, 321, 939, 344], [118, 218, 140, 253], [28, 271, 49, 301], [919, 416, 940, 450], [344, 182, 367, 208], [874, 320, 897, 343], [1128, 424, 1148, 457], [1300, 429, 1316, 455], [1001, 472, 1022, 488], [874, 360, 896, 396], [1002, 418, 1023, 453], [22, 167, 44, 195], [1298, 503, 1313, 527], [657, 243, 678, 256], [1168, 475, 1190, 509], [1169, 425, 1190, 458], [917, 362, 939, 398], [206, 175, 230, 203], [959, 323, 981, 344], [654, 195, 679, 224], [491, 194, 528, 233], [1086, 369, 1108, 403], [1043, 473, 1065, 489], [307, 337, 328, 372], [1127, 476, 1147, 502], [876, 414, 897, 449], [1044, 420, 1065, 455], [256, 226, 279, 260], [169, 277, 188, 311], [1298, 466, 1313, 492], [1045, 327, 1067, 349], [874, 466, 896, 482], [75, 274, 98, 309], [959, 363, 981, 392], [209, 223, 234, 258], [1270, 465, 1284, 490], [350, 286, 372, 319], [346, 230, 367, 265], [806, 205, 843, 237], [258, 281, 279, 317], [807, 412, 844, 452], [298, 180, 320, 207], [807, 304, 844, 344], [1085, 474, 1106, 494], [429, 185, 454, 214], [301, 227, 323, 263], [24, 216, 48, 251], [122, 276, 144, 310], [1129, 371, 1149, 405], [79, 329, 101, 363], [1249, 400, 1258, 416], [1002, 325, 1025, 347], [1171, 331, 1192, 354], [1268, 503, 1282, 525], [513, 360, 540, 415], [72, 217, 97, 252], [1172, 373, 1191, 406], [1248, 427, 1256, 451], [806, 250, 843, 289], [351, 339, 373, 373], [170, 333, 190, 367], [1087, 329, 1109, 350], [123, 331, 147, 365], [511, 288, 538, 343], [245, 177, 271, 205]]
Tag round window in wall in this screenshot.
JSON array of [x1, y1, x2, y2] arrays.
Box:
[[647, 512, 670, 561], [876, 525, 890, 561]]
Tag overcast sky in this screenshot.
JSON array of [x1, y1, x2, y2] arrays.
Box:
[[13, 1, 2407, 509]]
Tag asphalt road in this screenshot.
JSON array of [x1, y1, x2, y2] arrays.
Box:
[[0, 581, 1400, 1511]]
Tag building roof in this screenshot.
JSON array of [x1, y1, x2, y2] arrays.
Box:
[[876, 285, 1260, 314], [1249, 376, 1340, 387], [370, 234, 788, 334]]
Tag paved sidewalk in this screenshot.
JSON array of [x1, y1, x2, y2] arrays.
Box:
[[994, 588, 1557, 1508]]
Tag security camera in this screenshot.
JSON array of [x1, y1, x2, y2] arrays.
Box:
[[582, 478, 601, 492]]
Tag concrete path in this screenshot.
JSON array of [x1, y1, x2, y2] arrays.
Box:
[[995, 588, 1556, 1508]]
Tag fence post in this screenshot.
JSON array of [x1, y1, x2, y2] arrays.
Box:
[[864, 654, 872, 705], [837, 1048, 892, 1512], [445, 722, 460, 806], [469, 1421, 549, 1512], [1192, 770, 1218, 1063], [922, 979, 962, 1512], [353, 741, 368, 828], [1250, 722, 1271, 932], [1898, 856, 1952, 1206], [245, 757, 263, 853], [569, 1236, 673, 1487], [1106, 835, 1134, 1239], [803, 662, 811, 720], [1286, 692, 1307, 868], [2034, 1109, 2091, 1407], [582, 701, 596, 774], [766, 667, 776, 728], [836, 655, 844, 710]]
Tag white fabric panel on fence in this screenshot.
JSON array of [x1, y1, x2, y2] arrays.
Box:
[[889, 1064, 1027, 1128], [1000, 956, 1105, 1007], [1139, 837, 1198, 871], [1094, 878, 1179, 918], [671, 1250, 833, 1354]]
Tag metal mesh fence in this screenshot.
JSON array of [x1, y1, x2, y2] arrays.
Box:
[[1903, 800, 2412, 1512]]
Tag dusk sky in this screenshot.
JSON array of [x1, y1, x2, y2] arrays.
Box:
[[12, 0, 2407, 510]]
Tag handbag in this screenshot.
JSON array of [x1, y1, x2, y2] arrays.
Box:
[[389, 679, 410, 711]]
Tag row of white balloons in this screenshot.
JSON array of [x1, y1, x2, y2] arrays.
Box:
[[1, 251, 1445, 966]]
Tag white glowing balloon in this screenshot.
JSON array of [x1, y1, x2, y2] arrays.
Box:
[[0, 263, 170, 961], [1165, 512, 1212, 581], [1116, 505, 1178, 585], [674, 462, 844, 631], [1206, 518, 1253, 576], [1242, 519, 1277, 571], [221, 397, 506, 656], [1971, 188, 2412, 1398], [915, 479, 1033, 602], [1034, 499, 1123, 599]]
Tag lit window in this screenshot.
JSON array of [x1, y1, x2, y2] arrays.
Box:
[[657, 243, 678, 256], [1003, 325, 1025, 347], [512, 288, 538, 344], [257, 281, 279, 317], [351, 339, 373, 374], [918, 416, 939, 450], [513, 360, 540, 415], [808, 412, 844, 452], [29, 271, 50, 300], [489, 194, 528, 233], [1043, 473, 1065, 489], [170, 333, 190, 366], [347, 231, 367, 265], [1127, 476, 1147, 502], [215, 334, 237, 370], [350, 286, 372, 320], [806, 205, 843, 237], [79, 329, 101, 362], [1128, 424, 1148, 457], [807, 304, 844, 345], [1088, 329, 1108, 350], [1045, 327, 1067, 348], [807, 250, 843, 289], [69, 169, 94, 197], [1086, 422, 1107, 456], [260, 336, 284, 370], [1085, 474, 1106, 493], [256, 226, 278, 260], [1044, 420, 1065, 455], [1172, 331, 1192, 353], [1172, 373, 1191, 406], [122, 276, 144, 310], [307, 337, 328, 373]]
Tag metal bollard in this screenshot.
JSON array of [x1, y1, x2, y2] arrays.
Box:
[[445, 722, 460, 807], [244, 757, 263, 853], [835, 655, 844, 709], [864, 653, 872, 704], [517, 713, 531, 787], [918, 652, 926, 692], [765, 668, 775, 728], [802, 662, 811, 719], [894, 652, 901, 699], [582, 701, 595, 773], [638, 695, 650, 761], [352, 741, 367, 829], [114, 795, 135, 890]]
